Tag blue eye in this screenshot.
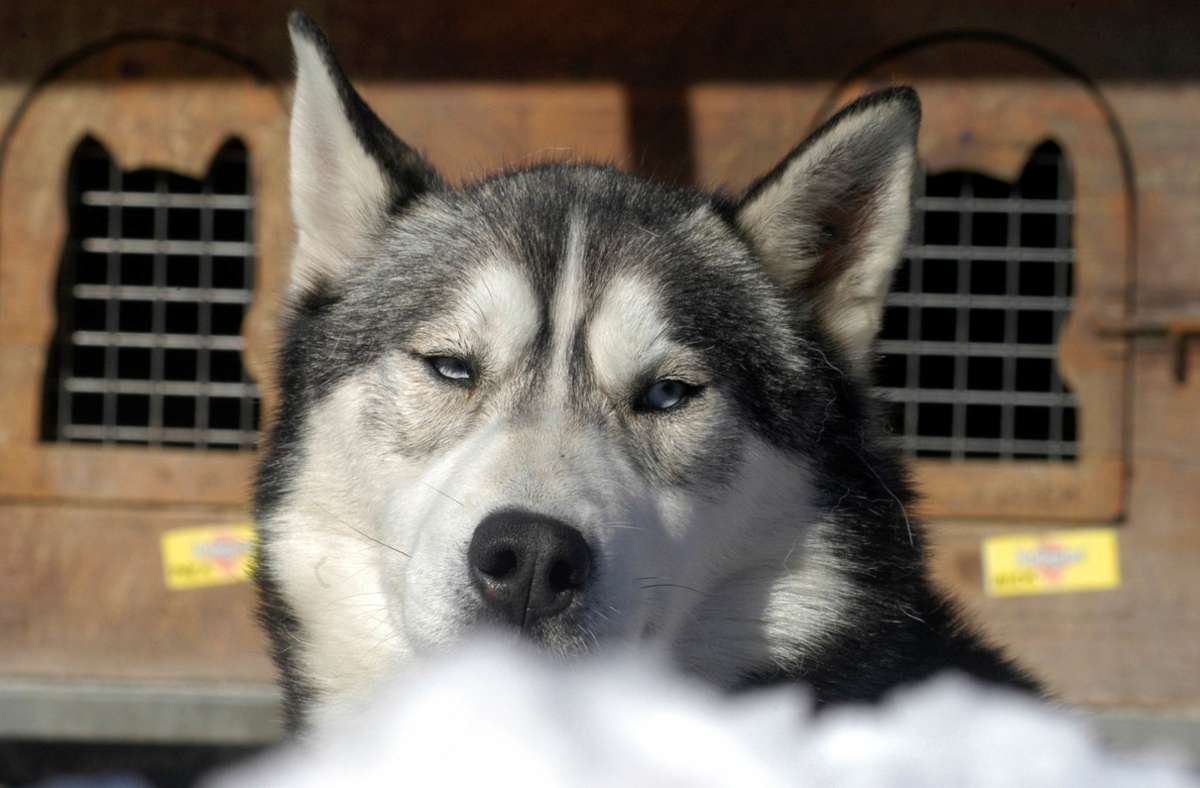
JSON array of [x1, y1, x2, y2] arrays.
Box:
[[428, 356, 474, 384], [640, 379, 698, 412]]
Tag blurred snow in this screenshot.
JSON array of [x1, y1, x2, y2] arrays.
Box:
[[209, 636, 1196, 788]]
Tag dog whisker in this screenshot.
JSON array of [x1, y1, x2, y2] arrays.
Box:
[[592, 522, 645, 532], [302, 502, 413, 559], [850, 445, 914, 548], [638, 582, 705, 595], [345, 523, 411, 558], [420, 479, 466, 508]]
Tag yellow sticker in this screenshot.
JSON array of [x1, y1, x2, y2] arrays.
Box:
[[161, 524, 256, 590], [983, 528, 1120, 597]]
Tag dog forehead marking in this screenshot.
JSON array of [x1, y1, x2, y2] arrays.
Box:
[[459, 260, 541, 365], [588, 272, 672, 392], [547, 215, 589, 398]]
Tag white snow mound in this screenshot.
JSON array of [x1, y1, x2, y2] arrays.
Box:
[[210, 636, 1196, 787]]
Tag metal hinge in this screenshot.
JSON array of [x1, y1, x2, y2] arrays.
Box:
[[1096, 314, 1200, 383]]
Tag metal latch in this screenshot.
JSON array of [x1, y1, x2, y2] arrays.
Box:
[[1096, 315, 1200, 383]]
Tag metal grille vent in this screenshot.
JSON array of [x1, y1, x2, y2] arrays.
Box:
[[874, 140, 1077, 461], [41, 136, 260, 450]]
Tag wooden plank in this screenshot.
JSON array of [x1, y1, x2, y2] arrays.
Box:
[[0, 678, 281, 743], [0, 504, 272, 682], [0, 0, 1197, 712], [915, 461, 1123, 521], [927, 347, 1200, 710], [1, 1, 1199, 85], [0, 447, 255, 507]]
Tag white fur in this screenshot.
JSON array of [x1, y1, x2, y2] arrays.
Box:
[[267, 254, 847, 725], [262, 261, 539, 726], [269, 38, 901, 724], [288, 26, 393, 292], [411, 260, 541, 373], [588, 273, 690, 393], [650, 442, 847, 685], [816, 151, 914, 366], [737, 99, 916, 375], [260, 379, 409, 727], [547, 215, 588, 401]]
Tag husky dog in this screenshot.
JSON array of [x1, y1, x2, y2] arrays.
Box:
[[256, 11, 1038, 731]]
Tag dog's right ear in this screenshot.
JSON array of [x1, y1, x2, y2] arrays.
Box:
[[287, 11, 442, 293], [736, 88, 919, 378]]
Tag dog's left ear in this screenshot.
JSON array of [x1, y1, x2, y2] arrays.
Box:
[[287, 11, 443, 293], [736, 88, 920, 376]]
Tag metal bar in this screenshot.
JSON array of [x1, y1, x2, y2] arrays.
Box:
[[950, 173, 973, 459], [72, 285, 254, 304], [101, 154, 121, 445], [885, 292, 1071, 311], [71, 331, 245, 351], [915, 196, 1072, 214], [196, 177, 214, 447], [890, 435, 1078, 455], [876, 340, 1061, 359], [149, 172, 168, 447], [903, 245, 1073, 263], [874, 388, 1076, 407], [81, 191, 254, 210], [60, 425, 258, 444], [999, 188, 1021, 459], [64, 378, 257, 397], [82, 238, 254, 257], [239, 159, 258, 450]]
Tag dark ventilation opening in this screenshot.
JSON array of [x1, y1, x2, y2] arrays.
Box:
[[874, 140, 1077, 461], [41, 136, 260, 450]]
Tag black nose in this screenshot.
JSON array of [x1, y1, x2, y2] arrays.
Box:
[[468, 509, 592, 629]]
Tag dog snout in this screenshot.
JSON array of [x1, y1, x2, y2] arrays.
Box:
[[468, 509, 592, 629]]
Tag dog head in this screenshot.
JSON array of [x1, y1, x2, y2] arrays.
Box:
[[257, 11, 919, 727]]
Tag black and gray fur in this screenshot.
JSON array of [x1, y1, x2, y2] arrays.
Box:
[[256, 11, 1039, 732]]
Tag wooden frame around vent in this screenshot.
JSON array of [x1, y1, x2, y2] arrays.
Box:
[[0, 39, 290, 508]]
